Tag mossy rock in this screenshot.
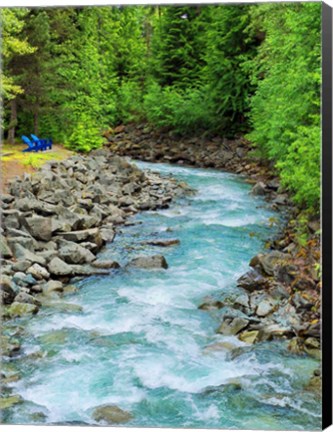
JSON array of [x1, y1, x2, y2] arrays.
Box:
[[39, 330, 69, 345], [0, 395, 23, 409], [7, 302, 39, 318], [92, 405, 133, 424], [238, 330, 259, 344]]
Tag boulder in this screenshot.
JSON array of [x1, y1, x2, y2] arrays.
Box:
[[0, 395, 23, 410], [92, 405, 133, 424], [12, 272, 37, 286], [27, 263, 50, 281], [99, 227, 116, 243], [198, 300, 224, 311], [14, 291, 40, 306], [256, 297, 276, 317], [237, 269, 269, 292], [0, 276, 16, 305], [238, 330, 259, 344], [252, 251, 291, 276], [48, 257, 73, 276], [58, 242, 96, 264], [251, 182, 266, 195], [128, 255, 168, 269], [42, 280, 64, 294], [22, 215, 52, 241], [59, 228, 104, 247], [13, 244, 46, 266], [8, 302, 39, 317], [0, 235, 13, 258], [12, 260, 31, 272], [217, 317, 249, 336]]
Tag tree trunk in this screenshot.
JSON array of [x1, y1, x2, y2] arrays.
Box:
[[7, 99, 17, 144]]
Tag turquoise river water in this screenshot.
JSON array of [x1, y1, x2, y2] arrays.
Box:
[[2, 162, 321, 429]]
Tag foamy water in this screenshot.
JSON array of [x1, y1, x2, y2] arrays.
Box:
[[2, 162, 321, 429]]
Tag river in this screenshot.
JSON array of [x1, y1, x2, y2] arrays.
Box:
[[2, 161, 321, 429]]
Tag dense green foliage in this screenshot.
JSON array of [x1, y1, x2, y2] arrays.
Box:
[[246, 3, 321, 208], [1, 3, 321, 209]]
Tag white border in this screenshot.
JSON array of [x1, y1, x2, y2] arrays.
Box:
[[0, 1, 332, 432]]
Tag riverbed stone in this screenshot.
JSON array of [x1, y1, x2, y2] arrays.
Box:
[[22, 215, 53, 241], [0, 395, 23, 410], [146, 239, 180, 247], [256, 297, 276, 317], [8, 302, 39, 317], [238, 330, 259, 344], [237, 269, 269, 292], [92, 405, 133, 424], [48, 257, 73, 276], [58, 242, 96, 264], [251, 251, 291, 276], [12, 260, 31, 272], [14, 291, 41, 306], [217, 317, 249, 336], [91, 260, 120, 269], [42, 280, 64, 294], [128, 255, 168, 269], [27, 263, 50, 281], [0, 276, 16, 305], [13, 244, 46, 266], [0, 235, 13, 258]]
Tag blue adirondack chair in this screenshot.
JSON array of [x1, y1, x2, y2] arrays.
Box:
[[31, 134, 52, 150], [21, 135, 44, 152]]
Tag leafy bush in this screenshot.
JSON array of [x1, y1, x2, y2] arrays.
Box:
[[247, 3, 321, 209], [143, 83, 212, 135], [66, 114, 104, 152], [116, 80, 144, 124]]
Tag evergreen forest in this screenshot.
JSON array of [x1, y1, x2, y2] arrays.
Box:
[[1, 3, 321, 211]]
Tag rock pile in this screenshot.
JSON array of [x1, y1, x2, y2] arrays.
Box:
[[210, 249, 321, 358], [0, 150, 189, 324]]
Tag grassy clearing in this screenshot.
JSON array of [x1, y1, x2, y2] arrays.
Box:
[[0, 142, 74, 191]]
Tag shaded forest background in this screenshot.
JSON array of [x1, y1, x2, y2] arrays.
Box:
[[1, 3, 321, 210]]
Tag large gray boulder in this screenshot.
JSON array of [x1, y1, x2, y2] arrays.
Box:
[[59, 228, 103, 247], [128, 255, 168, 269], [13, 244, 46, 266], [22, 215, 52, 241], [48, 257, 73, 276], [58, 242, 96, 264], [27, 263, 50, 281]]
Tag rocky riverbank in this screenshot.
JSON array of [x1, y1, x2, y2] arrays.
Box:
[[106, 124, 321, 368], [0, 150, 191, 358]]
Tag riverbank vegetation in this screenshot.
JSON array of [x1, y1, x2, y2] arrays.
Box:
[[1, 3, 321, 211]]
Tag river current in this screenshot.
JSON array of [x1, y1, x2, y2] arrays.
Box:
[[2, 162, 321, 429]]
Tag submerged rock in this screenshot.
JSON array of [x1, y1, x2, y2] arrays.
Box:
[[128, 255, 168, 269], [0, 395, 23, 410], [146, 239, 180, 247], [7, 302, 39, 317], [238, 330, 259, 344], [92, 405, 133, 424], [217, 317, 249, 336]]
